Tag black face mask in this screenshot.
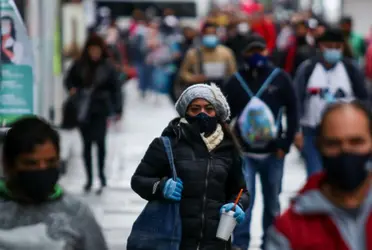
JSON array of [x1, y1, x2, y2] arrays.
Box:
[[322, 152, 370, 192], [185, 112, 218, 135], [16, 168, 59, 202]]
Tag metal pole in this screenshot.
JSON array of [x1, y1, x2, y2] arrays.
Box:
[[28, 0, 42, 117]]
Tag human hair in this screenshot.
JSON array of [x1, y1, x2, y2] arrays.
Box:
[[2, 116, 60, 169], [80, 33, 109, 63], [340, 16, 353, 25], [1, 16, 16, 39], [316, 100, 372, 137], [201, 23, 217, 34]]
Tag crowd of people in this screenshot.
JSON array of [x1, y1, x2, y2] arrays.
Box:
[[0, 2, 372, 250]]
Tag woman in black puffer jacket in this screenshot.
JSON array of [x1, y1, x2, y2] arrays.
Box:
[[131, 83, 250, 250]]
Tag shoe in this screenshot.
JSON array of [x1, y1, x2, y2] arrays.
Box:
[[84, 183, 92, 193], [96, 186, 105, 195]]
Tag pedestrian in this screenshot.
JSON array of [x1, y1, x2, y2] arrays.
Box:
[[340, 16, 367, 66], [131, 83, 250, 250], [283, 20, 317, 77], [0, 116, 107, 249], [223, 34, 298, 250], [179, 23, 237, 88], [64, 33, 123, 193], [225, 21, 253, 66], [266, 100, 372, 250], [294, 28, 368, 178]]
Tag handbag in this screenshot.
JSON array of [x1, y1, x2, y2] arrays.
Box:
[[127, 136, 182, 250]]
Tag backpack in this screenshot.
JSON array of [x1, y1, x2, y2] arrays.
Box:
[[234, 68, 283, 148]]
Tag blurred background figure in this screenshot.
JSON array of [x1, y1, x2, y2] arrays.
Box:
[[340, 16, 367, 66], [0, 117, 107, 250], [179, 23, 236, 88], [64, 34, 122, 194], [283, 20, 316, 76], [225, 21, 252, 66]]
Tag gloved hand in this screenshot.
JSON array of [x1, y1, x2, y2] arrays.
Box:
[[220, 203, 245, 224], [163, 178, 183, 201]]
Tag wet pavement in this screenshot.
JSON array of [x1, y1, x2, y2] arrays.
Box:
[[59, 80, 307, 250]]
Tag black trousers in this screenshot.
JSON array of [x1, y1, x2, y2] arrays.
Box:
[[79, 115, 107, 187]]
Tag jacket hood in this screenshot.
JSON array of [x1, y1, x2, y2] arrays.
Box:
[[161, 118, 182, 139]]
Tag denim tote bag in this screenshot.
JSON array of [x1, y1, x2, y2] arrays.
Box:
[[127, 136, 182, 250]]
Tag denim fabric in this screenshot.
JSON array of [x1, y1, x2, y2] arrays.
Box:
[[136, 63, 154, 94], [302, 127, 323, 178], [233, 154, 284, 250]]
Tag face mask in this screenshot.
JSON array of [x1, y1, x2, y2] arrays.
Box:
[[202, 35, 219, 49], [245, 53, 268, 68], [185, 112, 218, 135], [237, 23, 250, 35], [16, 168, 59, 202], [1, 26, 10, 35], [322, 152, 370, 192], [323, 49, 343, 64]]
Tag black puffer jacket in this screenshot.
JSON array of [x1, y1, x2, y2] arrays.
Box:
[[64, 59, 123, 118], [131, 118, 250, 250]]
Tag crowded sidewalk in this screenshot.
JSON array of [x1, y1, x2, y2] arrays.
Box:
[[58, 80, 307, 249]]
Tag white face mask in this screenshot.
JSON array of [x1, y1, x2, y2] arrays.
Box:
[[1, 25, 10, 35], [237, 23, 250, 35]]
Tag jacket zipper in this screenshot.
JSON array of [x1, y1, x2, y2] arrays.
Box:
[[196, 157, 212, 250]]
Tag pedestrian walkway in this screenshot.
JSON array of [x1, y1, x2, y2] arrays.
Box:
[[59, 80, 307, 249]]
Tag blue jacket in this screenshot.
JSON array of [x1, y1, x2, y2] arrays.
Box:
[[223, 65, 298, 154]]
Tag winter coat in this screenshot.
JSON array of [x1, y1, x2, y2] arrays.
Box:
[[64, 59, 123, 120], [131, 118, 250, 250], [266, 173, 372, 250]]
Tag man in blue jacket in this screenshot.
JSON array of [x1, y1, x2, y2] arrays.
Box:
[[293, 28, 368, 178], [223, 34, 298, 250]]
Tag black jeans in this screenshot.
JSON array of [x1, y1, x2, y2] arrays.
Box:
[[79, 115, 107, 187]]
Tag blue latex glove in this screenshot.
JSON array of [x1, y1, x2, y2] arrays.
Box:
[[163, 178, 183, 201], [220, 203, 245, 224]]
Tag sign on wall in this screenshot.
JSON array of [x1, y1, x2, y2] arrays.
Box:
[[0, 0, 34, 126]]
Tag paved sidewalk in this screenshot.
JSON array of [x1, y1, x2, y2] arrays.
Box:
[[59, 80, 307, 249]]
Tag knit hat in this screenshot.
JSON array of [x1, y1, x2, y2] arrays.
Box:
[[175, 83, 231, 122]]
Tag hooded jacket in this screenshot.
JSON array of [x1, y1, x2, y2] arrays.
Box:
[[266, 173, 372, 250], [0, 181, 107, 250], [131, 118, 249, 250]]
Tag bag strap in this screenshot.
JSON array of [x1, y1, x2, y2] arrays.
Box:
[[196, 47, 204, 75], [234, 68, 282, 98], [275, 107, 284, 128], [161, 136, 177, 180]]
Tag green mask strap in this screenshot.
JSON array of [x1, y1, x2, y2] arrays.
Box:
[[0, 180, 63, 200]]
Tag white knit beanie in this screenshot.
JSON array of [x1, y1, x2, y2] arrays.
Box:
[[175, 83, 231, 122]]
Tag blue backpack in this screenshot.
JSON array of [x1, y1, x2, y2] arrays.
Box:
[[235, 68, 283, 148]]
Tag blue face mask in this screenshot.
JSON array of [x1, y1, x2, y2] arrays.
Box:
[[245, 53, 268, 68], [202, 35, 219, 49], [323, 49, 343, 64]]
